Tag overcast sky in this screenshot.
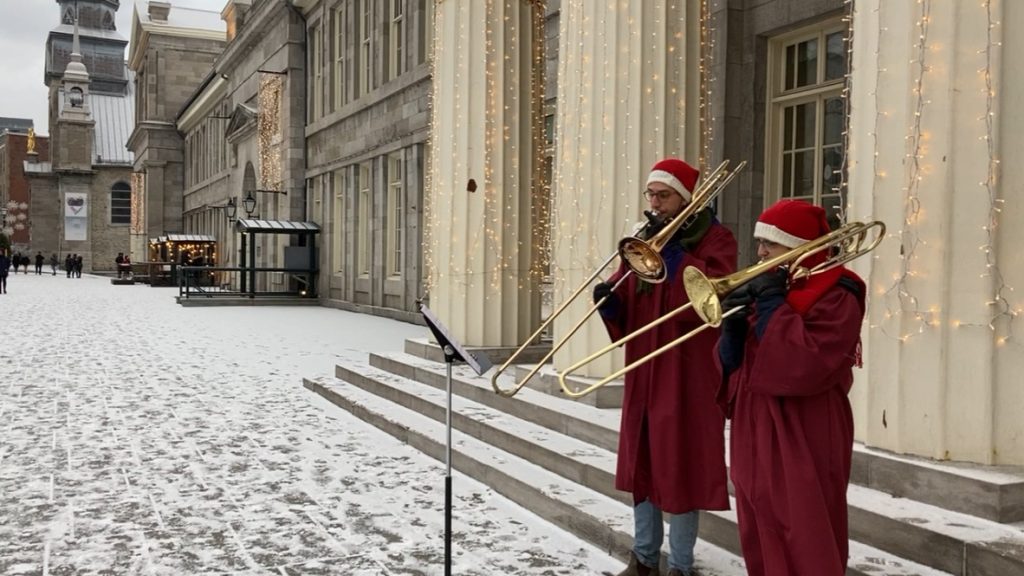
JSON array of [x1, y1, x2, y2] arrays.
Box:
[[0, 0, 135, 134]]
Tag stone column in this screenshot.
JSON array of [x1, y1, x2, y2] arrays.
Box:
[[551, 0, 702, 376], [848, 0, 1024, 465], [428, 0, 545, 346]]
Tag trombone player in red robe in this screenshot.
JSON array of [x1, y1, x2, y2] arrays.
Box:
[[716, 199, 867, 576], [593, 158, 737, 576]]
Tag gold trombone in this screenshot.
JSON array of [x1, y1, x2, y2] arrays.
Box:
[[490, 159, 745, 397], [557, 219, 886, 396]]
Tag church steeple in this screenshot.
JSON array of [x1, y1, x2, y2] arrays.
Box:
[[61, 7, 91, 120]]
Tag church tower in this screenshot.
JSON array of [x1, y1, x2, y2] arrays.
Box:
[[45, 0, 127, 94], [54, 8, 95, 172]]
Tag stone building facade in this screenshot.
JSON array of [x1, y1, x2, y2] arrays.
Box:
[[176, 0, 307, 284], [293, 0, 434, 322], [25, 0, 134, 273], [127, 1, 227, 260]]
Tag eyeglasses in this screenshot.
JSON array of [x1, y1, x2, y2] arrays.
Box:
[[643, 189, 676, 201], [756, 239, 782, 249]]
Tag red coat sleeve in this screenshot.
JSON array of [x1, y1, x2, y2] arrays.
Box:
[[671, 226, 738, 324], [746, 287, 863, 397]]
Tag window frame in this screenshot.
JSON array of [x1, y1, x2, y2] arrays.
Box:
[[110, 181, 132, 225], [764, 19, 848, 216], [357, 161, 371, 276], [389, 0, 406, 81], [386, 151, 404, 277]]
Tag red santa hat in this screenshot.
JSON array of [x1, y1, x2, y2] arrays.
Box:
[[753, 199, 830, 248], [646, 158, 699, 202]]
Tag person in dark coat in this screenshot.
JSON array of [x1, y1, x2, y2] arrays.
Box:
[[65, 254, 73, 278], [0, 250, 10, 293], [49, 253, 58, 275], [35, 252, 44, 275], [594, 158, 737, 576], [716, 200, 867, 576]]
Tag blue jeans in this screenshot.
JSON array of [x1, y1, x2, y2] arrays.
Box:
[[633, 499, 699, 573]]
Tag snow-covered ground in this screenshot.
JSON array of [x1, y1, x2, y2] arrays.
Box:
[[0, 273, 625, 575]]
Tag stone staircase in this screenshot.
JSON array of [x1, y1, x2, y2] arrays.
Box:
[[304, 338, 1024, 576]]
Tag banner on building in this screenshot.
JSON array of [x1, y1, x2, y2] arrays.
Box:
[[64, 192, 88, 242], [130, 172, 146, 235]]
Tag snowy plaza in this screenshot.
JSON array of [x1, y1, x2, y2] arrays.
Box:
[[0, 273, 625, 575]]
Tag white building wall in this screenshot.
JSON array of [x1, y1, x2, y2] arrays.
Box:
[[848, 0, 1024, 465]]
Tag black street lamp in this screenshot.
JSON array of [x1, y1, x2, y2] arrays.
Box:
[[243, 191, 257, 217], [224, 197, 238, 221]]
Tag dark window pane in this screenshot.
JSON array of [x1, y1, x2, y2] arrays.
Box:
[[824, 97, 844, 145], [794, 103, 814, 149], [785, 44, 796, 90], [822, 144, 843, 193], [797, 39, 817, 87], [782, 153, 793, 197], [794, 150, 814, 196], [825, 32, 846, 81], [784, 106, 794, 149]]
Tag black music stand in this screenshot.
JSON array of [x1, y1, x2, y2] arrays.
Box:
[[418, 304, 492, 576]]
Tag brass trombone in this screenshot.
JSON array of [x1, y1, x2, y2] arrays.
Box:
[[490, 159, 744, 397], [557, 219, 886, 396]]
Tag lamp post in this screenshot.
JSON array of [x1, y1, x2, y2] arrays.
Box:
[[224, 197, 238, 221], [242, 191, 257, 217]]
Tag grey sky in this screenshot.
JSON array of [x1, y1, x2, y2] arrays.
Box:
[[0, 0, 136, 134]]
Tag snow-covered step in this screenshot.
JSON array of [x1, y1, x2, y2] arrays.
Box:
[[382, 346, 1024, 528], [312, 363, 967, 576], [368, 351, 621, 453], [303, 374, 749, 576], [512, 364, 625, 409]]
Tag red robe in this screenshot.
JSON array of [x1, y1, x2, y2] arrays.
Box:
[[717, 272, 865, 576], [601, 223, 736, 514]]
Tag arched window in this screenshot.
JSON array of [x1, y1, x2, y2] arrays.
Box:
[[111, 181, 131, 224]]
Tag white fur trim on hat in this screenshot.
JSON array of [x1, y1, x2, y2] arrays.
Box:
[[646, 170, 692, 202], [753, 221, 809, 248]]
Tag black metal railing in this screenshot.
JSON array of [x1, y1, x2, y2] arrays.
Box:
[[178, 266, 317, 299]]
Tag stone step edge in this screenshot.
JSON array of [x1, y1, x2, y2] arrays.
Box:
[[302, 375, 748, 576], [369, 350, 1024, 525], [350, 355, 1024, 576], [304, 374, 949, 576], [327, 362, 974, 573]]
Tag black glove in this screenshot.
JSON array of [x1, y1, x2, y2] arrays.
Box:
[[592, 282, 619, 313], [747, 267, 789, 302], [641, 210, 668, 239], [721, 285, 755, 317]]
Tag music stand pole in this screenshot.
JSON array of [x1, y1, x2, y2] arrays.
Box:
[[443, 344, 454, 576], [417, 304, 492, 576]]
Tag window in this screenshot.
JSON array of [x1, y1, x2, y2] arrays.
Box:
[[332, 3, 347, 110], [387, 152, 404, 276], [111, 182, 131, 225], [333, 167, 347, 273], [359, 0, 373, 96], [310, 20, 324, 120], [389, 0, 405, 80], [357, 161, 371, 275], [766, 22, 847, 222], [419, 0, 434, 64]]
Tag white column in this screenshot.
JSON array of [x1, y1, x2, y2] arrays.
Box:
[[551, 0, 701, 376], [427, 0, 544, 347], [848, 0, 1024, 465]]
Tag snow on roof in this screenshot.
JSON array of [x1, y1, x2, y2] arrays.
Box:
[[135, 0, 226, 33]]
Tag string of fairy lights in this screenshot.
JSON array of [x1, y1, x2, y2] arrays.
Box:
[[978, 0, 1015, 343], [257, 73, 284, 193], [833, 0, 854, 225], [881, 0, 931, 341]]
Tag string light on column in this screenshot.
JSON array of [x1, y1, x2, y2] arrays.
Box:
[[975, 0, 1016, 343], [883, 0, 932, 342], [834, 0, 854, 225]]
